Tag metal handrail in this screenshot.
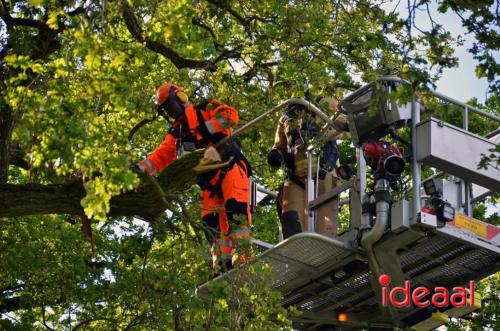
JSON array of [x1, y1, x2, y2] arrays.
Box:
[[430, 90, 500, 123], [216, 98, 339, 148], [486, 128, 500, 139], [340, 75, 500, 126]]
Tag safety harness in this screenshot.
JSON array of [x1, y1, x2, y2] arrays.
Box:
[[192, 100, 252, 198], [283, 104, 339, 189]]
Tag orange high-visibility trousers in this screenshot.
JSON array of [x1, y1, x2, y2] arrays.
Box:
[[201, 161, 252, 268]]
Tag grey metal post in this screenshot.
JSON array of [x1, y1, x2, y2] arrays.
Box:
[[463, 105, 469, 131], [463, 105, 472, 216], [411, 94, 421, 222], [464, 184, 472, 216], [306, 147, 315, 232], [357, 147, 366, 203]]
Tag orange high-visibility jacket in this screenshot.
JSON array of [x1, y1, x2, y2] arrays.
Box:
[[139, 100, 238, 175]]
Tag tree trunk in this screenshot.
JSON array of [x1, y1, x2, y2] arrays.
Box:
[[9, 144, 30, 170], [0, 111, 15, 184]]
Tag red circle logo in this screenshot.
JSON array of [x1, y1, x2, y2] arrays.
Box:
[[379, 274, 391, 286]]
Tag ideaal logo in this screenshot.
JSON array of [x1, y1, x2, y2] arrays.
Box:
[[379, 274, 474, 308]]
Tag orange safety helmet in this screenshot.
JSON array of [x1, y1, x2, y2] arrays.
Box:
[[156, 83, 189, 120]]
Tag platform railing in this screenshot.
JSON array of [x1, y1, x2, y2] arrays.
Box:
[[341, 75, 500, 224], [419, 78, 499, 216], [429, 86, 499, 215], [199, 77, 500, 330]]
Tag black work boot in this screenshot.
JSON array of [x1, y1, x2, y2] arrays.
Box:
[[212, 258, 233, 278]]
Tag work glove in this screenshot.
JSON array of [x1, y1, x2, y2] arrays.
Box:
[[267, 149, 283, 167], [202, 146, 222, 164], [129, 163, 146, 176], [193, 147, 227, 173], [336, 164, 353, 180]]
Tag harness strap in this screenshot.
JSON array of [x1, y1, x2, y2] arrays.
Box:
[[194, 107, 214, 146], [193, 103, 253, 197]]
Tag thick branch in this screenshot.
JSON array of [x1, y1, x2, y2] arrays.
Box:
[[0, 182, 167, 219], [0, 150, 204, 219], [0, 182, 86, 216], [121, 2, 217, 72]]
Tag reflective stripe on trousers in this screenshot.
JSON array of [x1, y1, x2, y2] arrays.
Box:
[[212, 237, 233, 265], [231, 225, 253, 263]]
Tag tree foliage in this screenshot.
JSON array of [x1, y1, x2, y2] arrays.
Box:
[[1, 0, 499, 329]]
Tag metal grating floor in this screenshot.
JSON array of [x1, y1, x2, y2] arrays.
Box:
[[197, 233, 361, 300], [197, 226, 500, 330], [399, 232, 500, 288]]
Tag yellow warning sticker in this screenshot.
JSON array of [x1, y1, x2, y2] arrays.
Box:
[[454, 213, 488, 238]]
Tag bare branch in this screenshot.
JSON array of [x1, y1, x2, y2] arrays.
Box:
[[66, 6, 85, 17], [205, 0, 248, 27], [191, 16, 223, 50], [121, 1, 217, 72]]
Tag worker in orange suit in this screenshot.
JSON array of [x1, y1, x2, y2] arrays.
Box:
[[132, 83, 252, 273]]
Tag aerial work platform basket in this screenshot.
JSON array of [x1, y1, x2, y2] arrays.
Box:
[[198, 217, 499, 330], [198, 76, 500, 330]]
